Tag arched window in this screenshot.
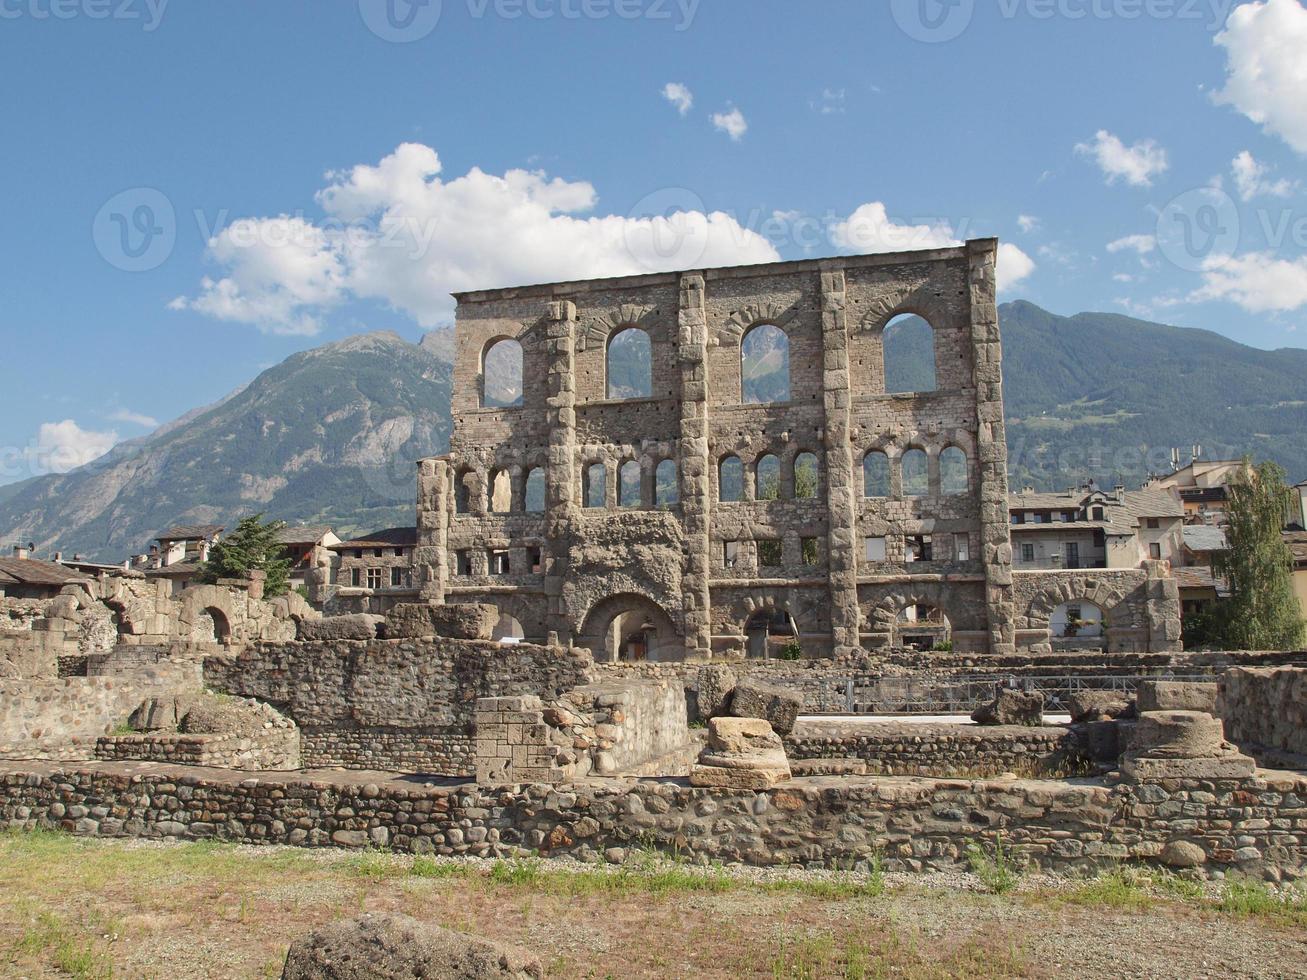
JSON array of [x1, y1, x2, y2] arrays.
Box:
[[524, 467, 545, 512], [882, 314, 936, 394], [901, 449, 929, 497], [455, 470, 478, 514], [940, 446, 968, 495], [794, 453, 819, 499], [584, 463, 606, 509], [863, 451, 890, 498], [655, 459, 678, 508], [482, 338, 523, 408], [489, 469, 512, 513], [755, 454, 781, 501], [619, 460, 642, 508], [740, 324, 790, 404], [607, 328, 652, 400], [719, 456, 743, 503]]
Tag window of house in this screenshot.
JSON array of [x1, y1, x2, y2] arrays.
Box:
[[1149, 542, 1162, 559], [528, 546, 543, 574], [905, 534, 932, 562], [490, 550, 510, 575], [1066, 604, 1082, 623], [366, 568, 382, 589], [390, 567, 404, 588], [954, 533, 970, 561], [801, 537, 819, 566], [1021, 543, 1034, 562], [354, 549, 363, 559], [1147, 518, 1160, 529], [865, 536, 886, 562], [722, 540, 739, 568], [1092, 506, 1105, 520], [393, 547, 404, 557], [1011, 512, 1024, 524], [374, 548, 384, 558], [456, 550, 472, 576], [757, 539, 783, 567], [351, 567, 361, 587], [1065, 542, 1080, 568]]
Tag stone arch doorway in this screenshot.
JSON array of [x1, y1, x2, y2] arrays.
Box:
[[894, 603, 950, 650], [1051, 601, 1104, 640], [492, 613, 526, 643], [578, 593, 682, 663], [204, 606, 232, 644], [744, 607, 798, 660]]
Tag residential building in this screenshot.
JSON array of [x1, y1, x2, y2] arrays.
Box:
[[1148, 459, 1247, 525], [136, 524, 223, 595], [1285, 531, 1307, 622], [1289, 480, 1307, 531], [1174, 524, 1229, 617], [0, 546, 92, 600], [277, 525, 340, 603], [328, 527, 418, 614], [1008, 484, 1184, 571]]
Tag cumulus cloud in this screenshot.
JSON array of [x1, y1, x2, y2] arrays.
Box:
[[1190, 251, 1307, 312], [107, 409, 159, 429], [1107, 234, 1157, 255], [1213, 0, 1307, 154], [661, 82, 693, 116], [1075, 130, 1169, 187], [1017, 214, 1040, 234], [1230, 150, 1297, 200], [711, 107, 748, 141], [29, 420, 118, 475]]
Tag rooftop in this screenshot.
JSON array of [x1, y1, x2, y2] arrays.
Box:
[[277, 525, 336, 546], [330, 526, 418, 549], [0, 556, 92, 587], [1183, 525, 1228, 553], [157, 524, 223, 542]]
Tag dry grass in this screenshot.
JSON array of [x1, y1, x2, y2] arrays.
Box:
[[0, 830, 1303, 979]]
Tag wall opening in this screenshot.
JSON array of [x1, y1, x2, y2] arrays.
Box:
[[524, 467, 545, 512], [584, 463, 606, 509], [719, 456, 743, 503], [882, 314, 936, 394], [482, 338, 524, 408], [655, 459, 678, 508], [863, 451, 890, 498], [741, 324, 790, 404], [794, 452, 818, 499], [607, 327, 652, 400], [756, 454, 781, 501], [1051, 601, 1104, 639], [745, 607, 798, 660], [489, 469, 512, 513], [940, 446, 968, 495], [619, 460, 642, 508], [901, 449, 929, 497], [894, 603, 950, 650]]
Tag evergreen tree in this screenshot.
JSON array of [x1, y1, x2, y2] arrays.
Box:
[[198, 513, 291, 598], [1212, 461, 1305, 650]]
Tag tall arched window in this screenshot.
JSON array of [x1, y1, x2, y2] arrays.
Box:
[[524, 467, 546, 512], [740, 324, 790, 404], [940, 446, 968, 495], [901, 449, 929, 497], [489, 469, 512, 513], [584, 463, 606, 509], [619, 460, 642, 508], [882, 314, 936, 394], [455, 469, 478, 514], [655, 459, 678, 508], [607, 328, 652, 400], [794, 453, 819, 499], [863, 451, 890, 498], [756, 454, 781, 501], [482, 338, 524, 408], [719, 456, 743, 503]]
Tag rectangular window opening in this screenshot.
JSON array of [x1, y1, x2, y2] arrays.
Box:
[[801, 537, 819, 566], [723, 540, 739, 569], [757, 539, 783, 568], [490, 550, 510, 575], [864, 536, 886, 563]]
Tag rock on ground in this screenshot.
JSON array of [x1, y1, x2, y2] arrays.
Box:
[[695, 664, 737, 719], [1137, 680, 1218, 714], [971, 689, 1044, 726], [386, 603, 497, 641], [1067, 690, 1135, 724], [690, 716, 791, 789], [281, 913, 543, 980], [297, 614, 384, 642], [729, 678, 802, 735]]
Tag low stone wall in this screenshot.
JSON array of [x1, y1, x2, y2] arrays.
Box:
[[560, 679, 689, 775], [0, 663, 202, 761], [2, 761, 1303, 881], [784, 722, 1085, 777], [204, 638, 594, 775], [1219, 667, 1307, 757], [94, 729, 300, 770]]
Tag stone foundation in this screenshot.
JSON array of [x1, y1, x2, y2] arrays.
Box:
[[1218, 667, 1307, 758]]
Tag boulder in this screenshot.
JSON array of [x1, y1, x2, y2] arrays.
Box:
[[729, 678, 802, 735], [695, 664, 737, 719], [128, 696, 179, 732], [971, 689, 1043, 726], [1067, 690, 1135, 724], [386, 603, 497, 641], [690, 717, 791, 790], [281, 913, 543, 979], [1137, 680, 1218, 715], [1160, 840, 1207, 869], [298, 614, 384, 642]]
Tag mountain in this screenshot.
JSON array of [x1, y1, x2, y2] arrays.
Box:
[[0, 332, 451, 559], [3, 302, 1306, 562]]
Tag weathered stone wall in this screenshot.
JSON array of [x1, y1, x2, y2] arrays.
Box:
[[1012, 565, 1181, 656], [203, 638, 594, 774], [94, 728, 300, 770], [784, 721, 1085, 777], [1218, 667, 1307, 757], [0, 662, 202, 761], [554, 678, 690, 775], [2, 762, 1303, 881]]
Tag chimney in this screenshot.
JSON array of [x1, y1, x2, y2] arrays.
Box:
[[52, 551, 63, 563], [12, 544, 29, 560], [1114, 485, 1125, 503]]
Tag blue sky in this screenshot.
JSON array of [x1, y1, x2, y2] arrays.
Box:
[[2, 0, 1306, 484]]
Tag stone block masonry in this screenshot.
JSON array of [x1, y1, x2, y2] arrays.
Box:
[[2, 761, 1304, 882], [1218, 667, 1307, 758]]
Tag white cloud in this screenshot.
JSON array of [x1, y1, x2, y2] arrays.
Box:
[[1107, 234, 1157, 255], [661, 82, 693, 116], [1190, 251, 1307, 312], [711, 107, 748, 141], [108, 409, 159, 429], [1230, 150, 1297, 200], [1017, 214, 1040, 234], [1113, 273, 1137, 283], [811, 88, 846, 115], [1075, 130, 1169, 187], [829, 202, 1035, 293], [175, 143, 779, 332], [1213, 0, 1307, 154], [29, 420, 118, 475]]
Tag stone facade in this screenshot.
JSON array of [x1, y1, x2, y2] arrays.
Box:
[[3, 762, 1304, 881], [1218, 667, 1307, 758], [416, 242, 1018, 661]]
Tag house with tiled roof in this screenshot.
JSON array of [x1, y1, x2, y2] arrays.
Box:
[[1008, 483, 1184, 572], [276, 525, 340, 600], [326, 527, 418, 614], [0, 546, 92, 599], [137, 524, 224, 594]]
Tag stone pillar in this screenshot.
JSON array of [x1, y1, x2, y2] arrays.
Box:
[[544, 301, 578, 644], [968, 239, 1016, 656], [416, 456, 450, 603], [1144, 559, 1183, 652], [820, 265, 861, 658], [677, 273, 714, 660]]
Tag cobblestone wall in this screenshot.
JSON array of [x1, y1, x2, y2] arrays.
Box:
[[2, 762, 1303, 881], [1219, 667, 1307, 757], [93, 729, 300, 770]]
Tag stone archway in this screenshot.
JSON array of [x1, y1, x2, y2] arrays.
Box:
[[577, 593, 683, 663], [204, 606, 232, 644], [178, 585, 243, 646]]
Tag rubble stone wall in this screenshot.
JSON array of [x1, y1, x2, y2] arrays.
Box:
[[1012, 566, 1181, 656], [2, 763, 1303, 881], [93, 728, 301, 770], [1219, 667, 1307, 756], [203, 638, 594, 774]]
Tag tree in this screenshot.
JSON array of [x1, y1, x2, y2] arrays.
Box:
[[1211, 460, 1305, 651], [199, 513, 291, 598]]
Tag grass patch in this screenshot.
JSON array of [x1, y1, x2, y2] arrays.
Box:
[[966, 836, 1022, 895], [410, 856, 468, 879], [12, 911, 113, 980], [767, 929, 1028, 979], [1062, 869, 1155, 911], [1216, 880, 1307, 926]]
